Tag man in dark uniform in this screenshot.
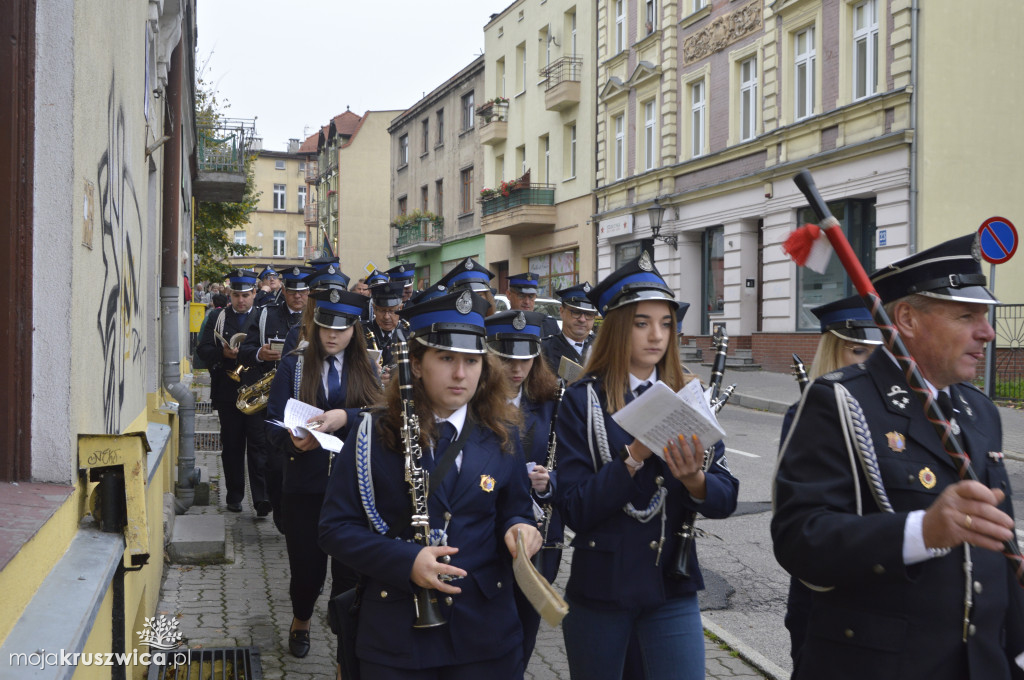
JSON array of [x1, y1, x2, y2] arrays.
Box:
[[306, 262, 349, 293], [238, 265, 312, 524], [195, 268, 260, 513], [386, 262, 416, 302], [255, 265, 283, 308], [368, 280, 407, 383], [541, 282, 598, 375], [507, 272, 560, 337], [772, 234, 1024, 680]]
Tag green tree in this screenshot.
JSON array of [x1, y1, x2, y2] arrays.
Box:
[[192, 67, 259, 284]]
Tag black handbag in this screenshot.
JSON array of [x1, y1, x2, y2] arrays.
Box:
[[328, 584, 363, 680]]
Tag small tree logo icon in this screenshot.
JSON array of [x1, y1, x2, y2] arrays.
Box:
[[137, 615, 183, 651]]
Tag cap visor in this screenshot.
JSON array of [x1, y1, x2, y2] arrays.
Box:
[[486, 338, 541, 359], [314, 309, 356, 330], [415, 332, 486, 354], [919, 287, 998, 305], [830, 327, 884, 345]]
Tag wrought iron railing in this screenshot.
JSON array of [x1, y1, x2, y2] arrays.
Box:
[[540, 56, 583, 91], [395, 219, 444, 248], [480, 183, 556, 217], [476, 100, 509, 123], [196, 118, 255, 173], [303, 202, 318, 226], [994, 303, 1024, 401]]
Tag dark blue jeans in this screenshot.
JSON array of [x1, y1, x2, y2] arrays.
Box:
[[562, 593, 704, 680]]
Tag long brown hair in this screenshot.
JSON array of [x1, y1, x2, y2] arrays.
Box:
[[298, 318, 381, 408], [378, 340, 521, 453], [584, 300, 689, 414], [521, 354, 559, 404]]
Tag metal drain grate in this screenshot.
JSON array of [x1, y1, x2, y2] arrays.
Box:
[[195, 400, 213, 415], [194, 432, 222, 451], [148, 646, 262, 680]]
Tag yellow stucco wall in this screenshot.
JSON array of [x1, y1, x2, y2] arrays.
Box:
[[916, 3, 1024, 302], [232, 152, 308, 268]]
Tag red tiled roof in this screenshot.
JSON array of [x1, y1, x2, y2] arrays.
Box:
[[332, 110, 362, 137], [297, 131, 319, 154]]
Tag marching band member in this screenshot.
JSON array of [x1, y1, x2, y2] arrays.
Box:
[[386, 262, 416, 302], [485, 309, 564, 665], [554, 253, 739, 680], [505, 273, 559, 337], [541, 282, 598, 374], [779, 295, 882, 675], [368, 279, 408, 374], [265, 285, 380, 659], [318, 290, 541, 680], [437, 257, 497, 316]]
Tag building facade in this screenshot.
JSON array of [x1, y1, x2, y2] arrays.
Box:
[[480, 0, 599, 294], [593, 0, 1024, 369], [0, 0, 218, 675], [387, 57, 488, 289], [230, 141, 310, 269]]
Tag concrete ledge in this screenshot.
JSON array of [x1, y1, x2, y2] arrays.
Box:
[[0, 520, 124, 680], [167, 515, 227, 564], [732, 391, 791, 414]]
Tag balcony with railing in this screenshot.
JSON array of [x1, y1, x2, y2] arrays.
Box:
[[304, 159, 319, 183], [195, 117, 256, 202], [392, 215, 444, 255], [303, 201, 318, 226], [476, 99, 509, 146], [541, 57, 583, 112], [479, 172, 556, 236]]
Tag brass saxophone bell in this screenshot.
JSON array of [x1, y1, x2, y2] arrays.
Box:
[[227, 363, 248, 382]]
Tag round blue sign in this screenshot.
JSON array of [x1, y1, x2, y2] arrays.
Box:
[[978, 217, 1017, 264]]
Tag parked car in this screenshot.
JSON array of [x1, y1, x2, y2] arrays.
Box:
[[493, 294, 562, 330]]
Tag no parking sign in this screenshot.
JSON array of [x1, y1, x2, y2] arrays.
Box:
[[977, 217, 1017, 264]]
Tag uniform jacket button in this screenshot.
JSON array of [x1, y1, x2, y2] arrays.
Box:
[[497, 581, 503, 589], [380, 590, 388, 599], [968, 624, 977, 636], [973, 581, 983, 594], [650, 541, 659, 551], [445, 597, 454, 606], [844, 629, 855, 638], [872, 564, 885, 575], [588, 540, 596, 548]]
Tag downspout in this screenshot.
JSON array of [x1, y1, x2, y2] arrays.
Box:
[[908, 0, 920, 253], [160, 40, 198, 513]]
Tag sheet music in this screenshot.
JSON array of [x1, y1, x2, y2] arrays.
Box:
[[558, 355, 583, 383], [266, 397, 343, 453], [513, 532, 569, 627], [611, 379, 726, 457]]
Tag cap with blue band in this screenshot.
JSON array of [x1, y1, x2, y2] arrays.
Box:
[[401, 290, 489, 354], [485, 310, 545, 359], [227, 268, 259, 292]]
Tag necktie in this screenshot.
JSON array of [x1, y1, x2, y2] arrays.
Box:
[[635, 382, 652, 398], [289, 311, 301, 327], [937, 391, 963, 450], [433, 422, 456, 466], [327, 357, 342, 406]]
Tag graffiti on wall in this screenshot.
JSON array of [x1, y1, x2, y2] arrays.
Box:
[[96, 75, 145, 433]]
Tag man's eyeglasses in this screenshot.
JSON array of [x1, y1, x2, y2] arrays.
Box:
[[567, 309, 596, 320], [373, 307, 400, 317]]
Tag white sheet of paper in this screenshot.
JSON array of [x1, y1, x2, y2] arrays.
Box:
[[611, 380, 726, 457], [266, 398, 343, 453]]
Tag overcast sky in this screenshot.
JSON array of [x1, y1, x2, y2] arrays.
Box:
[[197, 0, 514, 151]]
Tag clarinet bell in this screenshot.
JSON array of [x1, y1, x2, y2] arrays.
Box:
[[412, 587, 447, 629]]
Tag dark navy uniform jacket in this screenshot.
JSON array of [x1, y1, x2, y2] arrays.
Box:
[[554, 375, 739, 610], [318, 418, 535, 670], [772, 350, 1024, 680], [255, 288, 282, 308], [540, 332, 592, 376], [367, 321, 405, 368], [238, 303, 304, 382], [194, 306, 257, 408], [521, 395, 564, 582], [265, 349, 361, 496]]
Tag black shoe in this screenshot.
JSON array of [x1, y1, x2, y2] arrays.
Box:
[[255, 500, 272, 517], [288, 628, 310, 658], [226, 502, 243, 513]]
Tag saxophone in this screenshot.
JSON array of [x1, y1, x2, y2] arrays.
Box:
[[397, 341, 447, 629], [236, 370, 276, 414]]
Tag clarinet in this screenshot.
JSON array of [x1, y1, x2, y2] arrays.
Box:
[[792, 353, 809, 393], [532, 381, 566, 571], [397, 341, 446, 629], [669, 328, 730, 579]]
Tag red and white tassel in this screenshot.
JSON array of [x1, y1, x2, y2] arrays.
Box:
[[783, 223, 832, 274]]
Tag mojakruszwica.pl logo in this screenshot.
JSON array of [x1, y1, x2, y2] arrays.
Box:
[[8, 615, 193, 670]]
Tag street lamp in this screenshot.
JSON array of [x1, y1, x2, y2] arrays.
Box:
[[648, 197, 678, 250]]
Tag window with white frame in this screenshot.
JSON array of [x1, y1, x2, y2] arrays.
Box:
[[853, 0, 879, 100], [234, 231, 247, 246], [299, 161, 306, 172], [694, 0, 707, 11], [740, 57, 757, 141], [297, 231, 306, 258], [614, 114, 624, 180], [461, 92, 475, 130], [646, 0, 656, 34], [690, 80, 706, 157], [568, 123, 577, 178], [615, 0, 625, 53], [644, 100, 656, 170], [273, 184, 286, 211], [298, 185, 306, 211], [542, 135, 550, 183], [794, 27, 816, 120], [273, 231, 286, 257], [399, 134, 409, 165], [570, 10, 577, 56], [275, 160, 285, 170]]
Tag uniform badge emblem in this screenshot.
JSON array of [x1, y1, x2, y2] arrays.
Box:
[[583, 283, 591, 292], [479, 475, 495, 492], [919, 467, 937, 489], [455, 290, 473, 314], [330, 289, 340, 303], [638, 250, 654, 272], [822, 371, 843, 381], [513, 312, 527, 330], [948, 418, 960, 436], [958, 394, 973, 418], [328, 264, 336, 274], [398, 265, 405, 272], [887, 385, 910, 409], [292, 267, 300, 275], [465, 259, 474, 270], [885, 432, 906, 452]]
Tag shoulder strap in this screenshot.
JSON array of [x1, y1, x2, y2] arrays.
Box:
[[259, 308, 268, 345], [428, 420, 477, 496], [214, 308, 227, 339]]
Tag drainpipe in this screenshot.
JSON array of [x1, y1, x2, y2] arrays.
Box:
[[160, 40, 198, 513], [908, 0, 920, 254]]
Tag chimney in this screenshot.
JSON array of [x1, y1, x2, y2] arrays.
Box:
[[287, 138, 300, 154]]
